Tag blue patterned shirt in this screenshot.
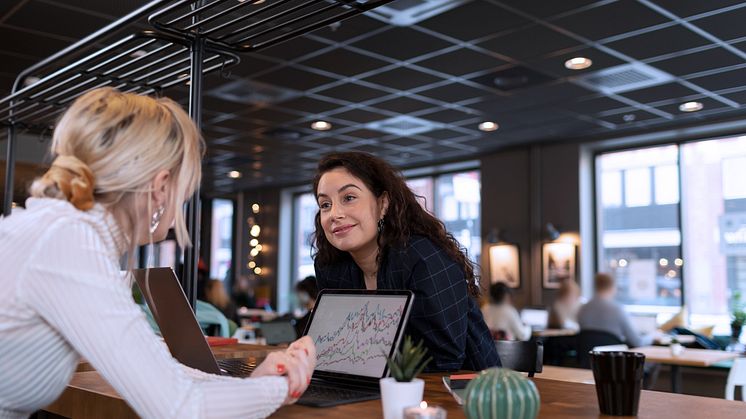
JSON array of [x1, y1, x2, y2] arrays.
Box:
[[315, 235, 500, 372]]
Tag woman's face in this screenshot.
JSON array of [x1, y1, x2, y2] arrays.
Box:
[[316, 167, 388, 256]]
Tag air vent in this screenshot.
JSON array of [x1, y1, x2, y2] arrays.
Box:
[[207, 79, 299, 105], [574, 63, 674, 94], [364, 115, 443, 136], [365, 0, 469, 26]]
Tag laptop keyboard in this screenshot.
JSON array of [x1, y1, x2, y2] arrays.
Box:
[[298, 384, 379, 407], [217, 358, 256, 378]]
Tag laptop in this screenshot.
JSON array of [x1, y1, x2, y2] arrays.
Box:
[[520, 308, 549, 331], [132, 267, 256, 377], [260, 319, 298, 345], [298, 289, 414, 407]]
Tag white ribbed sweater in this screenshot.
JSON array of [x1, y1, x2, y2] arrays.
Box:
[[0, 198, 287, 419]]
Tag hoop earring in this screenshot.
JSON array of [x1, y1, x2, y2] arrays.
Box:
[[377, 218, 384, 234], [150, 205, 165, 234]]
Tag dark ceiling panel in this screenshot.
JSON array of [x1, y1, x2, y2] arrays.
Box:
[[374, 96, 438, 114], [553, 1, 670, 41], [254, 66, 336, 92], [688, 67, 746, 92], [300, 48, 389, 77], [417, 82, 490, 103], [604, 24, 712, 60], [362, 66, 444, 90], [650, 48, 745, 77], [497, 0, 600, 19], [479, 25, 580, 61], [315, 83, 389, 102], [416, 49, 507, 76], [418, 1, 531, 41], [310, 14, 387, 42], [331, 108, 390, 124], [649, 0, 746, 18], [351, 27, 453, 61], [620, 82, 699, 104], [690, 5, 746, 41]]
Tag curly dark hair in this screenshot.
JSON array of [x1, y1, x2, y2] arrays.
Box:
[[311, 152, 480, 297]]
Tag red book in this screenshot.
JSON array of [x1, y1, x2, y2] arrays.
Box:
[[206, 336, 238, 346]]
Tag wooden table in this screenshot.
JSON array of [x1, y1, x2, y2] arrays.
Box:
[[634, 346, 741, 393], [44, 344, 745, 419], [537, 365, 594, 384]]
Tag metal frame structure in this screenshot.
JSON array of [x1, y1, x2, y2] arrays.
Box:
[[1, 0, 393, 307]]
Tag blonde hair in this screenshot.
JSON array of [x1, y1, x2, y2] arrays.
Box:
[[30, 87, 203, 249]]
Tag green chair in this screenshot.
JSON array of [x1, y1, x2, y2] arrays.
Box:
[[196, 300, 230, 338]]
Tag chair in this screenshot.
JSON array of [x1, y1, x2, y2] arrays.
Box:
[[196, 300, 230, 338], [494, 340, 543, 377], [726, 357, 746, 401], [576, 330, 624, 368]]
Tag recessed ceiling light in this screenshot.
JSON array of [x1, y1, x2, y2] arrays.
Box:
[[564, 57, 593, 70], [679, 101, 703, 112], [478, 121, 499, 132], [311, 120, 332, 131], [228, 170, 242, 179]]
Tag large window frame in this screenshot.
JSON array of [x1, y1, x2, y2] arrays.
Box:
[[591, 134, 746, 334]]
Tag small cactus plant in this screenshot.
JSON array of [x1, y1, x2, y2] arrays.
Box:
[[385, 336, 432, 382]]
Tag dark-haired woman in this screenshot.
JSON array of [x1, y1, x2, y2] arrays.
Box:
[[312, 152, 500, 371]]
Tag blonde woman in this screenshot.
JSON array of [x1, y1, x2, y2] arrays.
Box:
[[0, 87, 315, 419]]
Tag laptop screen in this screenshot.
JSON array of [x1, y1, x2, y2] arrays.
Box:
[[305, 292, 411, 378], [521, 308, 549, 329]]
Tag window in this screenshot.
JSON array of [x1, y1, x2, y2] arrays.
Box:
[[436, 171, 481, 267], [292, 192, 318, 283], [596, 145, 681, 307], [210, 199, 233, 280], [596, 136, 746, 334], [680, 136, 746, 326]]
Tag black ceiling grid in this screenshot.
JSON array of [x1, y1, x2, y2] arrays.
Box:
[[3, 0, 746, 193]]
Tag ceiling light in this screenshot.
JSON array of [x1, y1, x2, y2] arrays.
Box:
[[228, 170, 242, 179], [564, 57, 593, 70], [249, 238, 259, 247], [311, 120, 332, 131], [252, 203, 260, 213], [478, 121, 499, 132], [679, 101, 703, 112], [253, 267, 262, 275]]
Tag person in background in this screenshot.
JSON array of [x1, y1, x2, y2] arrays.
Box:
[[0, 87, 315, 419], [577, 272, 654, 347], [547, 278, 581, 330], [293, 276, 319, 336], [232, 275, 257, 310], [312, 152, 500, 371], [481, 282, 531, 341], [205, 278, 239, 324]]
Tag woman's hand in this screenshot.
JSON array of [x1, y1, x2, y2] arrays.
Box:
[[251, 336, 316, 405]]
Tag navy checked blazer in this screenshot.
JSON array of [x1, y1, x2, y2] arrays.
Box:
[[315, 235, 501, 372]]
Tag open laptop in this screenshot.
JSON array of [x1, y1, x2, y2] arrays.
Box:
[[132, 267, 256, 377], [298, 289, 414, 407], [521, 308, 549, 331]]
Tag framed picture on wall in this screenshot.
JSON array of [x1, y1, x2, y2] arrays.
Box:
[[542, 242, 576, 289], [489, 243, 520, 288]]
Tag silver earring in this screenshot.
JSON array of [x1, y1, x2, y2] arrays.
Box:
[[150, 205, 165, 234], [377, 218, 384, 234]]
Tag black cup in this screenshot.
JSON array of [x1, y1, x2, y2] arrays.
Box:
[[589, 351, 645, 416]]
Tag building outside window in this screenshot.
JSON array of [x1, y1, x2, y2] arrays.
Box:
[[596, 136, 746, 334], [210, 199, 234, 280]]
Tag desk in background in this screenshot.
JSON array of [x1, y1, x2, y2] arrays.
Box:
[[635, 346, 741, 393]]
